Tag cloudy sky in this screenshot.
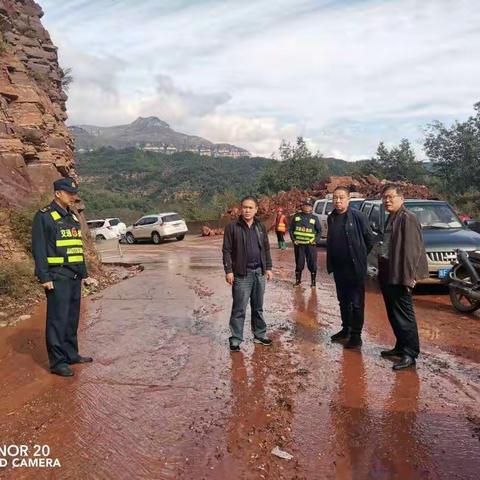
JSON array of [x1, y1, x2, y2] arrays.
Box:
[[39, 0, 480, 159]]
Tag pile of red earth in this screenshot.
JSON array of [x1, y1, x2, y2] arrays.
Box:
[[201, 226, 224, 237], [203, 175, 437, 234], [310, 175, 436, 201]]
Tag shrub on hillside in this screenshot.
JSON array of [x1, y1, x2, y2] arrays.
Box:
[[0, 260, 40, 303]]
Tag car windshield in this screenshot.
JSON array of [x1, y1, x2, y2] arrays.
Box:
[[162, 214, 182, 223], [108, 218, 120, 226], [350, 200, 363, 210], [406, 204, 463, 229], [87, 221, 104, 228]]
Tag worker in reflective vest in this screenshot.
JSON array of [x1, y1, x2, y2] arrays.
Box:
[[274, 208, 288, 249], [32, 177, 92, 377], [289, 200, 322, 287]]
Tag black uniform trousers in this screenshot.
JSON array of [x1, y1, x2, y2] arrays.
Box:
[[294, 244, 317, 273], [379, 281, 420, 358], [45, 274, 82, 368], [333, 270, 365, 336]]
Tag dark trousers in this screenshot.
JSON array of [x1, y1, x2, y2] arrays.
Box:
[[276, 231, 285, 244], [294, 244, 317, 273], [229, 268, 267, 346], [45, 276, 82, 368], [380, 282, 420, 358], [334, 272, 365, 336]]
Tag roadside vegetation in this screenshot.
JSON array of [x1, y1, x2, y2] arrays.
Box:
[[77, 102, 480, 222]]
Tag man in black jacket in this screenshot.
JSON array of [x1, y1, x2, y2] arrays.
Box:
[[222, 196, 273, 352], [327, 187, 375, 348]]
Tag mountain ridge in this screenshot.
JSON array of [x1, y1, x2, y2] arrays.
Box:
[[70, 116, 250, 158]]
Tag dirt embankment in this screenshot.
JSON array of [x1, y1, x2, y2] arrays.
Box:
[[203, 175, 437, 235]]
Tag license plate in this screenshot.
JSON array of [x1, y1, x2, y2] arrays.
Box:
[[438, 268, 452, 279]]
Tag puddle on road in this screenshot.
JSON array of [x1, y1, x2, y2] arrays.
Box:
[[0, 240, 479, 479]]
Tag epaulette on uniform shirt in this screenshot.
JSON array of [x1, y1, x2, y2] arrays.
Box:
[[39, 205, 51, 213]]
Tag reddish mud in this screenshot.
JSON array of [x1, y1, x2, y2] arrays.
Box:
[[0, 236, 479, 479]]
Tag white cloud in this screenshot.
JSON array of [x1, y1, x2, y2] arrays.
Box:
[[198, 113, 299, 156], [137, 74, 231, 125], [39, 0, 480, 159]]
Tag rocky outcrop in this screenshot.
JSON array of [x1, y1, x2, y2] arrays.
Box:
[[0, 0, 74, 208]]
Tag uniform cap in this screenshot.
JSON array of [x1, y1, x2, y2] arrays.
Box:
[[302, 199, 313, 206], [53, 177, 78, 193]]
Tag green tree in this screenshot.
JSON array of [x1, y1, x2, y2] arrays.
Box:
[[370, 139, 426, 183], [424, 102, 480, 192], [258, 137, 328, 193]]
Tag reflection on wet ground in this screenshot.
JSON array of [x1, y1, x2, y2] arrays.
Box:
[[0, 236, 479, 479]]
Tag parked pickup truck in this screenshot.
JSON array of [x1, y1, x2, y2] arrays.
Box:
[[360, 199, 480, 284]]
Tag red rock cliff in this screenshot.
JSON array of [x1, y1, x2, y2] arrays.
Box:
[[0, 0, 74, 207]]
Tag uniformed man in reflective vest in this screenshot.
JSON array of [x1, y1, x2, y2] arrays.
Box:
[[289, 199, 322, 287], [32, 177, 92, 377]]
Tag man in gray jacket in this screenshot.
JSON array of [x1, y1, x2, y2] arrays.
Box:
[[378, 184, 428, 370]]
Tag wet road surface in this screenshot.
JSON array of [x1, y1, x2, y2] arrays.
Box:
[[1, 236, 479, 479]]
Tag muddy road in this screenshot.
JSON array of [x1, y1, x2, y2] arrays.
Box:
[[1, 236, 479, 479]]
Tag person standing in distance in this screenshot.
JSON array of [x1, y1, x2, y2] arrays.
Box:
[[32, 177, 93, 377], [222, 196, 273, 352], [327, 187, 374, 348], [289, 200, 322, 287], [274, 207, 288, 250], [378, 184, 428, 370]]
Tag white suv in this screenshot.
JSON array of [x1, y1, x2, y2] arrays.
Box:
[[125, 212, 188, 244], [87, 218, 126, 241]]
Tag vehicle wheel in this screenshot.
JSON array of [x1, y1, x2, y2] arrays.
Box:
[[449, 286, 480, 313], [125, 233, 136, 244], [95, 234, 105, 241], [176, 235, 185, 241], [152, 232, 163, 244]]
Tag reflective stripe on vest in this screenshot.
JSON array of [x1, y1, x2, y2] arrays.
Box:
[[293, 214, 316, 244], [47, 255, 84, 264], [50, 211, 61, 221], [294, 232, 316, 242], [56, 239, 83, 247], [66, 247, 83, 255], [47, 257, 64, 264]]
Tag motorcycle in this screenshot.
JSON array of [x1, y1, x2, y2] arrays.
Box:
[[448, 250, 480, 313]]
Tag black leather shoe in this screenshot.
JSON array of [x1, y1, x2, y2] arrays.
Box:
[[69, 356, 93, 364], [294, 272, 302, 287], [331, 328, 350, 341], [381, 348, 403, 358], [230, 344, 240, 352], [392, 355, 416, 371], [50, 364, 74, 377], [310, 273, 317, 287], [345, 335, 362, 349]]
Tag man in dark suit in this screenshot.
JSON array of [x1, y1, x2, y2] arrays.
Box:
[[327, 187, 374, 349]]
